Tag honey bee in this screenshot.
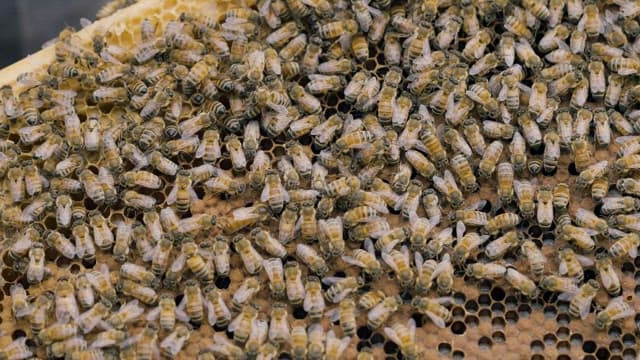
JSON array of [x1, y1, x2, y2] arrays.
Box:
[[574, 207, 608, 234], [268, 302, 291, 345], [558, 247, 594, 282], [382, 246, 414, 287], [159, 324, 191, 359], [514, 179, 536, 219], [77, 300, 111, 334], [203, 285, 231, 328], [595, 296, 636, 330], [86, 264, 118, 305], [26, 241, 50, 284], [46, 230, 76, 260], [244, 318, 267, 358], [505, 267, 539, 298], [451, 222, 488, 263], [30, 292, 54, 335], [231, 235, 263, 275], [0, 337, 33, 360], [71, 222, 96, 262], [180, 279, 204, 326], [608, 232, 640, 258], [432, 170, 464, 209], [208, 333, 245, 360], [316, 217, 344, 258], [448, 155, 479, 193], [540, 131, 561, 174], [105, 299, 144, 329], [10, 283, 32, 319], [6, 166, 25, 203], [595, 254, 621, 296]]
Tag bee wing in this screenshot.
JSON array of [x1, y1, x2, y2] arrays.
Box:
[[204, 300, 217, 326], [341, 255, 366, 268], [558, 259, 568, 275], [144, 306, 160, 324], [364, 238, 376, 256], [557, 290, 577, 302], [497, 85, 508, 102], [425, 309, 447, 329], [325, 307, 340, 322], [321, 276, 343, 285], [383, 326, 401, 345], [456, 221, 465, 243], [576, 254, 595, 267], [172, 305, 190, 323], [629, 247, 638, 259], [414, 252, 424, 271], [367, 302, 385, 321], [436, 296, 455, 305], [432, 175, 447, 194], [400, 245, 410, 262], [166, 185, 178, 205], [432, 254, 451, 280], [118, 332, 142, 350], [577, 299, 592, 320], [195, 139, 208, 159], [381, 251, 398, 272], [615, 135, 640, 145]]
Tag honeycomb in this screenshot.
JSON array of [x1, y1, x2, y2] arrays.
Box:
[[0, 0, 638, 359]]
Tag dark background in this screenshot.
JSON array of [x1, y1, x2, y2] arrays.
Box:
[[0, 0, 104, 67]]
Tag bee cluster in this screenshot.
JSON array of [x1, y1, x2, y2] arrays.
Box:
[[0, 0, 640, 358]]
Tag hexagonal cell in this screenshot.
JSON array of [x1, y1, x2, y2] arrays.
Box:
[[438, 343, 452, 356], [584, 341, 598, 354]]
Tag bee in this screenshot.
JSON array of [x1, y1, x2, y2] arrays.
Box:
[[267, 302, 291, 345], [608, 232, 640, 258], [86, 264, 117, 305], [541, 131, 561, 174], [0, 337, 33, 360], [10, 283, 32, 319], [113, 221, 132, 263], [228, 303, 259, 345], [179, 279, 204, 326], [160, 324, 191, 359], [166, 170, 197, 213], [366, 295, 402, 329], [323, 275, 363, 304], [105, 299, 144, 330], [18, 123, 52, 145], [343, 205, 378, 228], [233, 234, 264, 275], [6, 166, 25, 203], [382, 246, 414, 287], [25, 240, 50, 284], [203, 286, 231, 328], [208, 333, 245, 360], [46, 230, 76, 260], [28, 291, 54, 337], [617, 177, 640, 197], [21, 160, 45, 197], [450, 208, 489, 227], [305, 74, 345, 95], [448, 155, 479, 193], [595, 254, 621, 296], [549, 70, 583, 97], [342, 240, 383, 278], [558, 247, 594, 282], [368, 10, 390, 43], [287, 323, 309, 360], [452, 221, 489, 262], [244, 318, 268, 358], [532, 185, 554, 230], [466, 261, 508, 281], [432, 170, 464, 208], [550, 184, 571, 214], [514, 179, 536, 219], [118, 278, 158, 306], [231, 277, 261, 311], [148, 151, 179, 176], [600, 195, 640, 215], [505, 267, 539, 298], [71, 222, 96, 262], [412, 296, 454, 335], [573, 207, 607, 234], [316, 217, 345, 258], [77, 300, 111, 334], [122, 190, 156, 211], [596, 296, 636, 330]]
